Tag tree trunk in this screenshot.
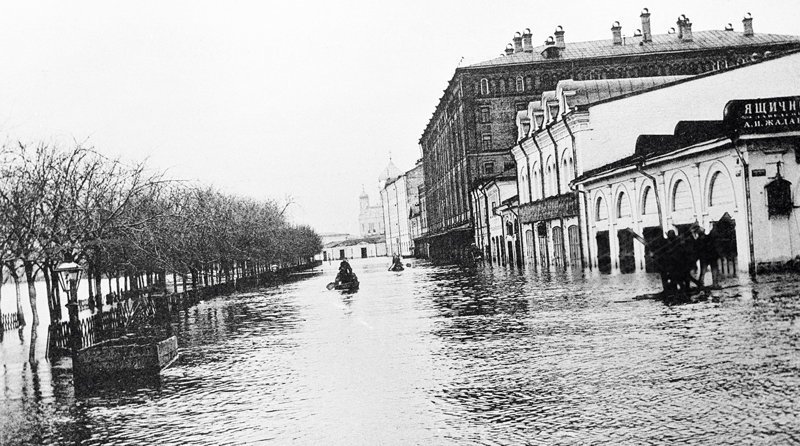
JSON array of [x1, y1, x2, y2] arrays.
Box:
[[23, 261, 39, 326]]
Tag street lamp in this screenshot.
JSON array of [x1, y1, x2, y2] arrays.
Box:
[[55, 261, 84, 353], [54, 261, 83, 303]]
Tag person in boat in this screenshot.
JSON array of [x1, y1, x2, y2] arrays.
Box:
[[389, 255, 404, 271], [337, 259, 354, 283]]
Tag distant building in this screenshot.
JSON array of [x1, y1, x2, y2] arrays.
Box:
[[380, 160, 424, 257], [419, 10, 800, 262], [472, 171, 517, 266], [358, 189, 385, 238], [322, 236, 387, 261]]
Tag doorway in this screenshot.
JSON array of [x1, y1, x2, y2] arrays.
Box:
[[361, 247, 368, 258], [596, 231, 611, 274], [617, 229, 636, 273]]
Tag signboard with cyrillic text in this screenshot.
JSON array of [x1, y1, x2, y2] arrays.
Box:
[[724, 96, 800, 135]]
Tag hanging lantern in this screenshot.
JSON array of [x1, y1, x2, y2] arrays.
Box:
[[765, 176, 793, 217], [54, 261, 83, 293]]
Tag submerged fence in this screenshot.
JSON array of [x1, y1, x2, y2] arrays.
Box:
[[45, 260, 321, 355]]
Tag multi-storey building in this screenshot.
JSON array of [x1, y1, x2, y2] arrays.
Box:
[[380, 160, 425, 257], [419, 10, 800, 262]]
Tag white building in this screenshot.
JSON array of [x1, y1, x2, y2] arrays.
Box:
[[471, 173, 518, 266], [322, 237, 387, 261], [568, 51, 800, 276], [512, 76, 687, 271], [379, 160, 424, 257]]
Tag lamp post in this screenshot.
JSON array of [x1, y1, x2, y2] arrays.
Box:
[[55, 261, 83, 353]]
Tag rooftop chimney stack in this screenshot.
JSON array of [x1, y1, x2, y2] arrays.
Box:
[[743, 13, 754, 36], [513, 32, 523, 53], [676, 15, 685, 39], [640, 8, 652, 42], [611, 21, 622, 45], [522, 28, 533, 52], [505, 43, 515, 55], [554, 25, 566, 49], [682, 16, 693, 41], [544, 36, 555, 46]]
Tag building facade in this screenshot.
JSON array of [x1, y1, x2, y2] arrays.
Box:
[[358, 189, 385, 238], [419, 10, 800, 262], [380, 160, 425, 257], [471, 173, 517, 266], [569, 51, 800, 277]]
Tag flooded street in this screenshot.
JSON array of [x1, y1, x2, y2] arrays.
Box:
[[3, 259, 800, 445]]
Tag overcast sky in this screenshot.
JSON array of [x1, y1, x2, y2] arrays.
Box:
[[0, 1, 797, 234]]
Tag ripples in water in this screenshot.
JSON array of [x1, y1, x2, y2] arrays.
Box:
[[2, 261, 800, 444]]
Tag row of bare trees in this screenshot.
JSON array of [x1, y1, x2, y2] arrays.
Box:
[[0, 142, 321, 326]]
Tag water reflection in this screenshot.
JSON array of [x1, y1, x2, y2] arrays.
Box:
[[2, 261, 800, 444]]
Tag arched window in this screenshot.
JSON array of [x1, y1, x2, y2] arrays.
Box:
[[500, 79, 506, 93], [531, 162, 540, 200], [516, 76, 524, 92], [672, 179, 693, 212], [709, 171, 734, 207], [641, 186, 657, 215], [480, 78, 489, 95], [596, 196, 608, 221], [617, 191, 631, 218]]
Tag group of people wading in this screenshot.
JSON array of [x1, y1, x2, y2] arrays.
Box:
[[636, 213, 737, 296]]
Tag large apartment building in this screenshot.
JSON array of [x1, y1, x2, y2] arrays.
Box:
[[419, 10, 800, 262]]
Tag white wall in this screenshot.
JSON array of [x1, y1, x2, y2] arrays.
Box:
[[585, 52, 800, 172]]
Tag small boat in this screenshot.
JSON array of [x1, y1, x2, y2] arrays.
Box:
[[73, 335, 179, 379], [334, 274, 359, 291]]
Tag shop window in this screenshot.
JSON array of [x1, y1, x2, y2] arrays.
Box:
[[596, 196, 608, 221], [641, 186, 657, 215], [671, 179, 693, 212], [617, 192, 631, 218], [708, 171, 734, 207]]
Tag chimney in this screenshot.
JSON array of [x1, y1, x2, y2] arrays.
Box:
[[640, 8, 652, 42], [743, 12, 753, 36], [513, 32, 523, 53], [554, 25, 565, 48], [522, 28, 533, 52], [611, 21, 622, 45], [725, 23, 734, 31], [676, 15, 685, 39], [505, 43, 514, 55], [682, 16, 693, 41]]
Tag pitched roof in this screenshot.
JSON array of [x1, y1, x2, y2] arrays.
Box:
[[574, 120, 730, 183], [378, 160, 403, 184], [468, 30, 800, 68], [559, 76, 691, 108]]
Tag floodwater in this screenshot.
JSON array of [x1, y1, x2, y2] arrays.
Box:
[[2, 258, 800, 445]]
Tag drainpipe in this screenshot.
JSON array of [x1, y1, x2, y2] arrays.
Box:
[[563, 118, 585, 269], [547, 125, 567, 269], [731, 137, 757, 280], [493, 182, 507, 266], [480, 187, 492, 262], [570, 185, 593, 271], [636, 161, 664, 229], [546, 125, 562, 195], [533, 135, 549, 268]]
